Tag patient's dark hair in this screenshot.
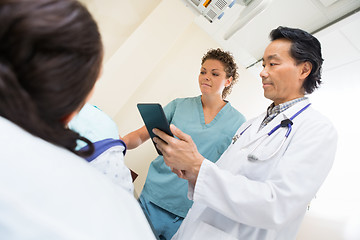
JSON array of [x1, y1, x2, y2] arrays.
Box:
[[0, 0, 103, 156], [270, 26, 323, 94], [202, 48, 239, 99]]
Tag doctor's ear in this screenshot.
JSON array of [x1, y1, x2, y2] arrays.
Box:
[[300, 62, 312, 80]]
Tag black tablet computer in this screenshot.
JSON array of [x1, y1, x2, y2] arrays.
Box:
[[137, 103, 173, 155]]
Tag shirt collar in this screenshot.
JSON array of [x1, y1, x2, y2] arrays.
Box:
[[259, 97, 308, 131], [267, 97, 308, 117]]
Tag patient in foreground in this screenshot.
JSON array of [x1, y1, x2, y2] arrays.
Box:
[[0, 0, 155, 239]]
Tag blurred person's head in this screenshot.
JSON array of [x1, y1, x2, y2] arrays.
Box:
[[0, 0, 103, 156]]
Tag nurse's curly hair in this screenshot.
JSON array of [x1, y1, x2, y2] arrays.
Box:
[[270, 26, 323, 94], [201, 48, 239, 99], [0, 0, 103, 157]]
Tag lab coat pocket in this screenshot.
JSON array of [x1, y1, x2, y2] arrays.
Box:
[[191, 221, 238, 240]]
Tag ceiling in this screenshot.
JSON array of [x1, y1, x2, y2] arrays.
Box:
[[79, 0, 360, 68], [187, 0, 360, 67]]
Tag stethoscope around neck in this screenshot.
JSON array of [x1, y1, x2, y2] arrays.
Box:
[[232, 103, 311, 161]]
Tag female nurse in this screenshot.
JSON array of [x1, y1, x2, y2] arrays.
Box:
[[123, 48, 246, 240]]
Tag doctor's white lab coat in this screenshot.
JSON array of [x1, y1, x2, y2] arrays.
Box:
[[172, 99, 337, 240]]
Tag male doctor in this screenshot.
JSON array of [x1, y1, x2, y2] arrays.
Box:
[[153, 26, 338, 240]]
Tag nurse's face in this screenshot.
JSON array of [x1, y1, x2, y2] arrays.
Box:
[[260, 39, 307, 105], [198, 59, 232, 98]]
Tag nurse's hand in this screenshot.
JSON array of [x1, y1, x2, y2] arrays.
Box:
[[153, 124, 204, 185]]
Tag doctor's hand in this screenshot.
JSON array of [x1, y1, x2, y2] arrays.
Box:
[[153, 124, 204, 186]]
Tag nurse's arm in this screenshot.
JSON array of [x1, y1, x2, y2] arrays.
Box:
[[153, 124, 204, 185], [122, 126, 149, 149]]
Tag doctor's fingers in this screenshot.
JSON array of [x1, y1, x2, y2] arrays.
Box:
[[153, 136, 168, 154], [156, 143, 186, 171], [170, 124, 193, 143], [152, 137, 175, 161], [152, 128, 174, 144]]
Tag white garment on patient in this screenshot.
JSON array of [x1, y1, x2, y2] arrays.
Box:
[[82, 138, 134, 194]]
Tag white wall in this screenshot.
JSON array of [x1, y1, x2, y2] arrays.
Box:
[[297, 13, 360, 240], [80, 0, 161, 62]]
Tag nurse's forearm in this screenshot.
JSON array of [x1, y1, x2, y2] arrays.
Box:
[[122, 126, 149, 149]]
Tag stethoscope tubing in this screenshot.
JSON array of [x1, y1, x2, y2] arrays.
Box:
[[236, 103, 312, 161], [267, 103, 311, 137]]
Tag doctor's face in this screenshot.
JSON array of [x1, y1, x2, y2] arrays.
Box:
[[260, 39, 306, 105]]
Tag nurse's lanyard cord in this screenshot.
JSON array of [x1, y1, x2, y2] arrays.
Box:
[[233, 103, 311, 161]]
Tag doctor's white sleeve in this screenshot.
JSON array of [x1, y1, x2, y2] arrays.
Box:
[[191, 117, 337, 230]]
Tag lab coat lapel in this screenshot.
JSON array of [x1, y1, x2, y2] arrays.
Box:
[[280, 99, 311, 122], [243, 112, 268, 144]]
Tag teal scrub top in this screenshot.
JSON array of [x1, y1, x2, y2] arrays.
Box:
[[141, 96, 246, 217]]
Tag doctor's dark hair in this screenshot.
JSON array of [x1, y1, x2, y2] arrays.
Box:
[[0, 0, 103, 156], [269, 26, 323, 94], [201, 48, 239, 99]]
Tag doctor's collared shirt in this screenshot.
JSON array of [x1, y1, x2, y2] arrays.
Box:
[[258, 97, 307, 131]]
